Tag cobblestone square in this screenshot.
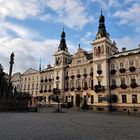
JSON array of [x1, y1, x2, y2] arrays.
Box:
[[0, 109, 140, 140]]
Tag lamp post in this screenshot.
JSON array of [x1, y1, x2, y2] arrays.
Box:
[[132, 96, 136, 115]]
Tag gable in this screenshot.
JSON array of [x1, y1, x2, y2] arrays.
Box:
[[22, 68, 38, 75]]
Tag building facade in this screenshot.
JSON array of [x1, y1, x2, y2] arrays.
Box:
[[12, 12, 140, 112]]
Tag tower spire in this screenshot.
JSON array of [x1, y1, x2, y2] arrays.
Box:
[[96, 11, 109, 39], [58, 27, 68, 51], [39, 58, 41, 72]]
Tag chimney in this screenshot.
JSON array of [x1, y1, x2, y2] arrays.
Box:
[[122, 47, 126, 52]]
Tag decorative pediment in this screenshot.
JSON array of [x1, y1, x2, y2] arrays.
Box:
[[22, 68, 38, 75]]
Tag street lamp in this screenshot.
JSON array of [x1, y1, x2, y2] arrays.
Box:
[[132, 96, 137, 115]]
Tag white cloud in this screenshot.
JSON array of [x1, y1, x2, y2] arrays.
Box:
[[115, 36, 140, 51], [113, 3, 140, 25], [0, 0, 42, 20], [44, 0, 93, 29], [0, 36, 76, 73], [0, 21, 38, 39]]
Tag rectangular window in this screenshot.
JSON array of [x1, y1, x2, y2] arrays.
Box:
[[91, 95, 94, 104], [90, 67, 93, 73], [111, 64, 115, 70], [97, 64, 101, 70], [98, 95, 102, 102], [129, 61, 134, 67], [77, 69, 80, 74], [77, 59, 81, 64], [122, 95, 127, 103], [120, 62, 124, 69], [131, 78, 136, 84], [111, 78, 116, 85], [49, 85, 52, 90], [132, 94, 137, 103], [121, 77, 125, 85], [83, 68, 87, 74], [65, 96, 68, 103]]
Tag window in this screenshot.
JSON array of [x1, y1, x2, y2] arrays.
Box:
[[77, 69, 80, 74], [91, 95, 94, 104], [24, 84, 26, 90], [90, 79, 94, 88], [45, 85, 47, 90], [120, 62, 124, 69], [32, 84, 34, 89], [90, 67, 93, 73], [49, 85, 52, 90], [70, 80, 74, 88], [97, 64, 101, 70], [122, 95, 127, 103], [131, 77, 136, 84], [71, 70, 75, 75], [65, 81, 69, 88], [83, 80, 88, 88], [36, 83, 38, 89], [83, 68, 87, 74], [76, 80, 80, 88], [77, 59, 81, 64], [129, 61, 134, 67], [111, 64, 115, 70], [132, 94, 137, 103], [28, 84, 30, 90], [98, 95, 102, 102], [111, 78, 116, 85], [121, 77, 125, 85]]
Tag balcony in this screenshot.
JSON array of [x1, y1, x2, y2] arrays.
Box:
[[110, 84, 117, 90], [119, 68, 125, 73], [64, 88, 69, 91], [130, 83, 137, 88], [83, 87, 88, 90], [94, 85, 105, 93], [71, 75, 75, 79], [97, 70, 102, 75], [44, 89, 47, 92], [90, 72, 93, 77], [77, 74, 81, 78], [40, 90, 43, 93], [76, 87, 81, 91], [110, 69, 116, 75], [48, 89, 52, 93], [120, 84, 127, 89], [70, 87, 75, 91], [65, 76, 69, 80], [129, 66, 136, 72], [56, 76, 59, 80]]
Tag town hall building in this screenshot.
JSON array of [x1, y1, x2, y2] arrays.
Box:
[[12, 12, 140, 112]]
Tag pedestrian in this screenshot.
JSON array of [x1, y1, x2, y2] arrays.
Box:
[[127, 110, 130, 115]]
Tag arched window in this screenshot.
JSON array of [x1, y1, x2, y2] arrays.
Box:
[[65, 81, 69, 88], [70, 80, 74, 88], [90, 79, 94, 88], [101, 45, 104, 54], [76, 80, 80, 88], [83, 80, 88, 88]]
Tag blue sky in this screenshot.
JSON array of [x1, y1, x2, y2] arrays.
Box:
[[0, 0, 140, 73]]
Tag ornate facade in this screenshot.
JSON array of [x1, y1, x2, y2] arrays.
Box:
[[12, 12, 140, 112]]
